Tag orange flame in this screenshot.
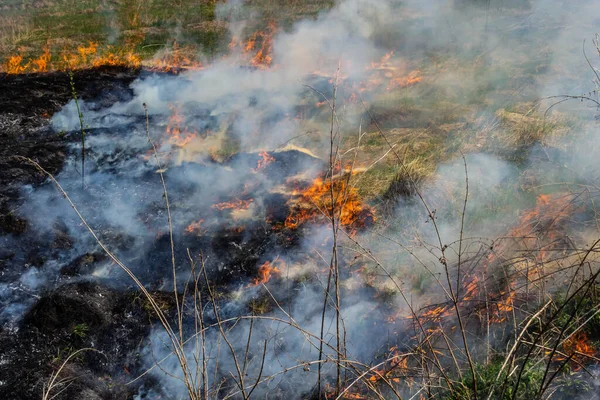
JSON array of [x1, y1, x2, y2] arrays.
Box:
[[284, 177, 375, 230], [148, 42, 204, 72], [185, 219, 205, 234], [2, 42, 144, 74], [166, 105, 199, 147], [32, 47, 52, 72], [368, 346, 407, 384], [560, 332, 596, 370], [388, 69, 422, 90], [211, 199, 254, 211], [6, 54, 28, 74], [229, 21, 277, 68], [251, 260, 281, 286], [360, 51, 423, 93], [510, 193, 575, 262], [254, 151, 275, 171]]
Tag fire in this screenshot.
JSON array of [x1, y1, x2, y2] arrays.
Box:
[[419, 305, 452, 322], [211, 199, 254, 211], [254, 151, 275, 171], [368, 346, 407, 384], [148, 42, 203, 72], [560, 332, 596, 370], [340, 393, 369, 399], [6, 55, 28, 74], [388, 69, 422, 89], [370, 51, 394, 68], [185, 219, 205, 234], [32, 47, 52, 73], [510, 193, 575, 262], [462, 276, 480, 301], [2, 42, 145, 74], [229, 21, 277, 68], [250, 260, 281, 286], [360, 51, 423, 92], [65, 42, 140, 70], [284, 177, 375, 230], [489, 291, 515, 323], [166, 105, 199, 147], [411, 274, 515, 326]]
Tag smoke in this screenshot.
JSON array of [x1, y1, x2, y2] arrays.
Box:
[[6, 0, 600, 397]]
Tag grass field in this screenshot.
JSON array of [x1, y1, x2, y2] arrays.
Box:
[[0, 0, 334, 64], [4, 1, 600, 399]]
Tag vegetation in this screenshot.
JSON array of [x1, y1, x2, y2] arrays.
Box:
[[5, 1, 600, 399], [0, 0, 336, 68]]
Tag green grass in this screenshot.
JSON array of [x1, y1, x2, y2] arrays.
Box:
[[450, 358, 546, 400], [0, 0, 335, 66]]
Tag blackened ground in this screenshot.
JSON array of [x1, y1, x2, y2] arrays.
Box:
[[0, 282, 172, 400], [0, 66, 140, 235], [0, 67, 151, 399]]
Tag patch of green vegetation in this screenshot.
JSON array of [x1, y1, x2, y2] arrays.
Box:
[[450, 358, 545, 400], [248, 296, 272, 314], [0, 0, 336, 65], [72, 323, 89, 338], [553, 288, 600, 340]]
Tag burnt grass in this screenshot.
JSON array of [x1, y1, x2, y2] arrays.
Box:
[[0, 66, 141, 234], [0, 67, 327, 399], [0, 66, 151, 399]]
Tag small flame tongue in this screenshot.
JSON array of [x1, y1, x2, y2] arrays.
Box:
[[2, 41, 205, 74], [250, 260, 282, 286], [284, 177, 375, 230], [228, 21, 277, 69], [165, 105, 199, 147]]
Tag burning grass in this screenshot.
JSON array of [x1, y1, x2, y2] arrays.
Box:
[[284, 176, 375, 230], [5, 2, 600, 399], [1, 41, 209, 74]]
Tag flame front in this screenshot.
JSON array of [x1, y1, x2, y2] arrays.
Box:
[[251, 260, 281, 286], [560, 332, 596, 370], [185, 219, 205, 234], [2, 41, 204, 74], [229, 21, 277, 69], [211, 199, 254, 211], [254, 151, 275, 171], [166, 105, 199, 147], [284, 177, 375, 230]]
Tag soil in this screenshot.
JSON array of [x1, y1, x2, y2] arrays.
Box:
[[0, 66, 140, 234], [0, 282, 167, 400], [0, 67, 149, 400], [0, 66, 318, 399]]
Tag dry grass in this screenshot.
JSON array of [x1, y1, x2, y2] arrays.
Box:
[[0, 0, 335, 65]]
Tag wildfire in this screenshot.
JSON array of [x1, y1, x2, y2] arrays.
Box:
[[250, 260, 282, 286], [63, 42, 140, 70], [185, 219, 205, 234], [368, 346, 407, 384], [388, 69, 422, 89], [510, 193, 575, 262], [32, 47, 52, 73], [560, 332, 596, 370], [6, 55, 27, 74], [166, 105, 199, 147], [360, 51, 423, 92], [254, 151, 275, 171], [229, 21, 277, 68], [2, 41, 203, 74], [410, 274, 516, 326], [487, 290, 515, 323], [148, 42, 203, 72], [211, 199, 254, 211], [284, 177, 375, 230], [419, 305, 452, 322]]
